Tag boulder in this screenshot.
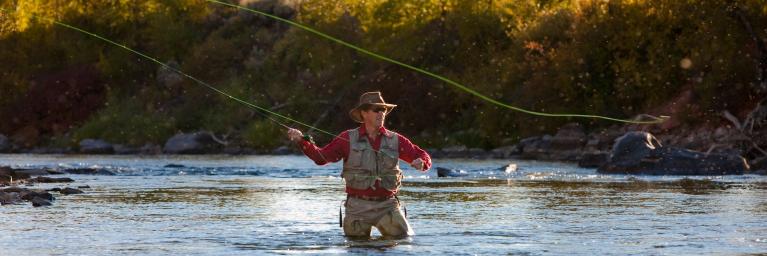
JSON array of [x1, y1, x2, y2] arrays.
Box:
[[31, 197, 52, 207], [0, 134, 10, 153], [0, 166, 31, 183], [60, 187, 84, 195], [550, 123, 587, 151], [491, 145, 520, 159], [163, 131, 224, 154], [113, 144, 139, 154], [578, 152, 609, 168], [140, 144, 162, 155], [32, 177, 75, 183], [598, 131, 749, 175], [436, 167, 469, 177], [62, 168, 115, 175], [272, 146, 293, 155], [20, 190, 54, 201], [13, 169, 52, 177], [441, 145, 468, 158], [0, 191, 22, 205], [79, 139, 114, 154], [27, 147, 73, 154], [518, 135, 552, 160]]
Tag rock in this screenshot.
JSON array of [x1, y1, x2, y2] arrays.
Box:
[[491, 145, 520, 159], [31, 196, 52, 207], [441, 145, 468, 158], [26, 147, 73, 154], [164, 164, 185, 168], [79, 139, 114, 154], [46, 169, 66, 175], [467, 148, 489, 159], [13, 169, 52, 177], [2, 187, 25, 193], [436, 167, 469, 177], [598, 131, 749, 175], [47, 187, 62, 192], [20, 190, 54, 201], [0, 192, 22, 205], [0, 134, 10, 153], [0, 166, 31, 183], [62, 168, 115, 175], [550, 123, 587, 151], [32, 177, 75, 183], [578, 152, 609, 168], [272, 146, 293, 155], [140, 144, 162, 155], [60, 187, 84, 195], [608, 132, 662, 167], [518, 135, 552, 160], [163, 131, 224, 154], [113, 144, 139, 154], [77, 185, 90, 189]]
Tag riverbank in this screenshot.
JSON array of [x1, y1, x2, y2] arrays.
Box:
[[2, 120, 766, 174]]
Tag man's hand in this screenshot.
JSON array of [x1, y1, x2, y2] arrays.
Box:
[[409, 158, 424, 171], [287, 128, 304, 142]]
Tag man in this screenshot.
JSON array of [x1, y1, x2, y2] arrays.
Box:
[[287, 91, 431, 237]]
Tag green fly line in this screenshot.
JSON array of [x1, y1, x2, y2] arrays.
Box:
[[0, 7, 343, 140], [0, 6, 400, 161], [204, 0, 668, 124]]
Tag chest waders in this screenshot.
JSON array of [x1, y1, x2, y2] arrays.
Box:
[[339, 129, 406, 227]]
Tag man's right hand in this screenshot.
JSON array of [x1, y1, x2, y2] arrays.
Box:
[[287, 128, 304, 142]]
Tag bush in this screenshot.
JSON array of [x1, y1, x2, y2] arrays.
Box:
[[72, 98, 175, 146]]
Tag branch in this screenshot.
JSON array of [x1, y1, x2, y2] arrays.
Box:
[[722, 110, 742, 130]]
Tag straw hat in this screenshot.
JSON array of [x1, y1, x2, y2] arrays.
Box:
[[349, 91, 397, 123]]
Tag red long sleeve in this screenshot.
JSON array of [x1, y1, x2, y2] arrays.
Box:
[[296, 125, 431, 197]]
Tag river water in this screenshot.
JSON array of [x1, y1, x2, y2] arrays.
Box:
[[1, 154, 766, 255]]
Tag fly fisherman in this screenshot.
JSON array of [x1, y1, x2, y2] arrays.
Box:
[[287, 91, 431, 237]]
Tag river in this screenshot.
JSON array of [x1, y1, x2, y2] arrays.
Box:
[[1, 154, 766, 255]]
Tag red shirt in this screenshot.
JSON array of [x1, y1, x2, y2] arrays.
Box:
[[297, 125, 431, 197]]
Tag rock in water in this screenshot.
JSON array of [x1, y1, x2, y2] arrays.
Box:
[[79, 139, 114, 154], [163, 131, 224, 154], [599, 131, 749, 175], [60, 187, 84, 195], [31, 196, 52, 207], [436, 167, 469, 177]]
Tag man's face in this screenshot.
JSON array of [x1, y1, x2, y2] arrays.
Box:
[[361, 105, 387, 129]]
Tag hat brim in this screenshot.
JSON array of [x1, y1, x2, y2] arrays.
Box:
[[349, 103, 396, 123]]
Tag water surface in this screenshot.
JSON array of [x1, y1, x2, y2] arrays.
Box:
[[1, 154, 766, 255]]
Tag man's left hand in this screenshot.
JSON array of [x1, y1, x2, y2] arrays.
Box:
[[410, 158, 424, 171]]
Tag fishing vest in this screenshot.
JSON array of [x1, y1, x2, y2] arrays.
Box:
[[342, 128, 402, 191]]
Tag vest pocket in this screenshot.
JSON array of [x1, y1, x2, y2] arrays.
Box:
[[379, 172, 402, 191], [347, 149, 363, 167], [342, 169, 375, 190]]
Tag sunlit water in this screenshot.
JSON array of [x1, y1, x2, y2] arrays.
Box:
[[1, 154, 766, 255]]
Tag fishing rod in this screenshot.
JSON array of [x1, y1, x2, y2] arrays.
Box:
[[203, 0, 669, 125]]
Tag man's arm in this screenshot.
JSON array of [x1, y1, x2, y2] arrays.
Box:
[[288, 128, 347, 165], [397, 134, 432, 172]]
